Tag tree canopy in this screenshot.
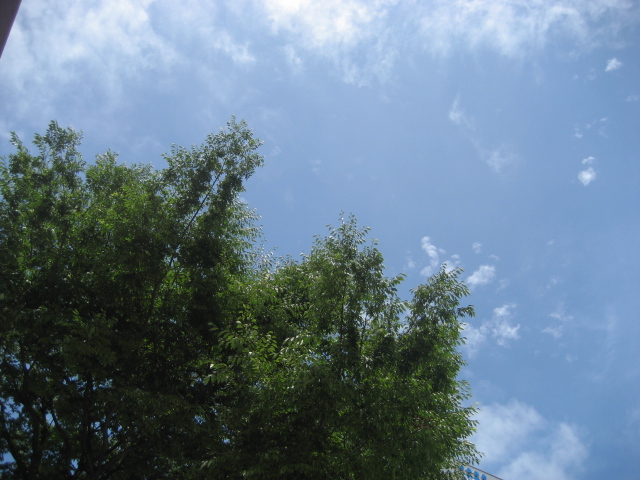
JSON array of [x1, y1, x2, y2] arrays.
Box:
[[0, 120, 479, 479]]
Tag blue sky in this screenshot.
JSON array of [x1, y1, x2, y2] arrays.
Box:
[[1, 1, 639, 479]]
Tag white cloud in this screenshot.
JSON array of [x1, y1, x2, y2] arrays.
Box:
[[262, 0, 399, 84], [474, 400, 546, 462], [419, 237, 463, 276], [4, 0, 178, 101], [581, 156, 595, 165], [3, 0, 637, 115], [491, 303, 520, 346], [264, 0, 383, 50], [626, 94, 639, 102], [259, 0, 637, 83], [474, 400, 588, 480], [466, 265, 496, 288], [578, 167, 597, 186], [472, 242, 482, 254], [419, 236, 443, 276], [461, 322, 488, 359], [1, 0, 266, 120], [416, 0, 636, 58], [605, 57, 623, 71], [483, 145, 518, 173], [263, 0, 637, 63], [499, 423, 588, 480], [461, 303, 519, 357]]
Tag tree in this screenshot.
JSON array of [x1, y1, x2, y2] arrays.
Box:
[[0, 119, 263, 478], [0, 121, 479, 479], [202, 217, 479, 479]]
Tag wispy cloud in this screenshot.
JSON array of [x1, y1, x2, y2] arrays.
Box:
[[483, 145, 519, 173], [590, 308, 622, 381], [575, 118, 608, 140], [2, 0, 266, 119], [550, 304, 573, 323], [264, 0, 387, 50], [492, 303, 520, 346], [474, 400, 546, 462], [404, 255, 417, 270], [500, 423, 588, 480], [462, 303, 520, 357], [261, 0, 637, 82], [448, 97, 519, 173], [462, 323, 489, 359], [283, 44, 304, 74], [4, 0, 178, 103], [420, 236, 442, 276], [444, 254, 462, 272], [4, 0, 638, 118], [542, 325, 564, 339], [573, 126, 583, 139], [474, 400, 588, 480], [605, 57, 623, 72], [419, 237, 463, 276], [466, 265, 496, 288], [263, 0, 638, 60], [212, 31, 256, 66], [262, 0, 398, 84], [472, 242, 482, 254], [448, 95, 475, 130], [544, 303, 573, 339]]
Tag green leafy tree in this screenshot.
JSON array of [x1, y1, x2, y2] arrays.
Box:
[[1, 121, 478, 479], [0, 119, 262, 478], [205, 217, 480, 479]]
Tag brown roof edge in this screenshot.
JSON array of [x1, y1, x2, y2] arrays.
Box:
[[0, 0, 23, 58]]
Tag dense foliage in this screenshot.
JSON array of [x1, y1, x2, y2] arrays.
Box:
[[0, 120, 479, 479]]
